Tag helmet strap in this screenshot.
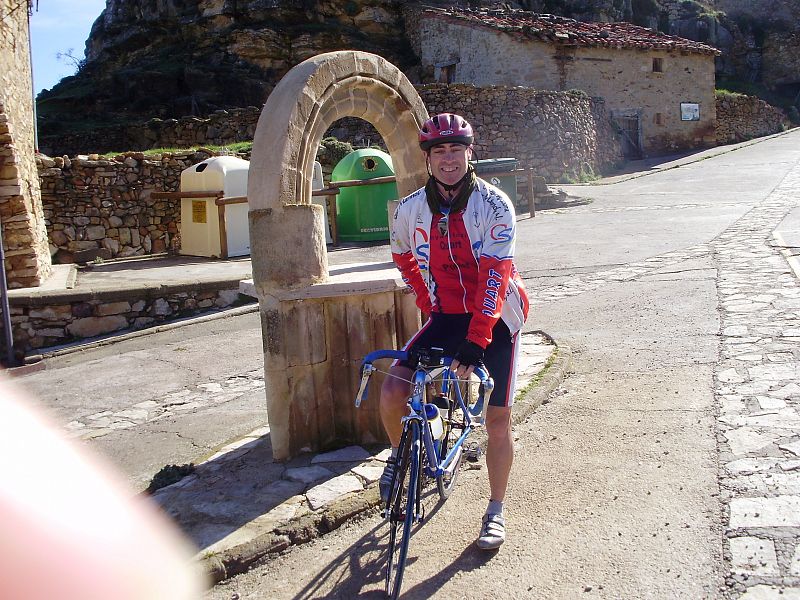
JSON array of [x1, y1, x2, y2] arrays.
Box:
[[425, 165, 476, 216]]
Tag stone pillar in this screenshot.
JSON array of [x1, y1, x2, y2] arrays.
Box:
[[0, 1, 52, 288], [248, 51, 429, 460], [258, 271, 420, 460]]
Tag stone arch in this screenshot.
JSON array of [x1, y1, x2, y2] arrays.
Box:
[[248, 51, 429, 289]]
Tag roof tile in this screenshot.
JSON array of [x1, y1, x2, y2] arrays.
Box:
[[424, 7, 721, 56]]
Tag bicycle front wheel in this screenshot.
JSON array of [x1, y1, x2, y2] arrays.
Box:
[[386, 420, 421, 600], [436, 380, 467, 500]]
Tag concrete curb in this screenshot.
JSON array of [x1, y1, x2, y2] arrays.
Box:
[[8, 276, 248, 305], [197, 335, 573, 584]]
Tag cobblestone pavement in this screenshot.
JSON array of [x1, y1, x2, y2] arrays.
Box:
[[714, 164, 800, 599], [63, 370, 266, 440]]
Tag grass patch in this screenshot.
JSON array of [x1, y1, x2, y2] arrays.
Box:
[[516, 346, 559, 398], [96, 141, 254, 158], [558, 163, 600, 184], [715, 88, 745, 98]]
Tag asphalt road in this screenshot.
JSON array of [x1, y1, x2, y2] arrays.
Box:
[[206, 130, 800, 598]]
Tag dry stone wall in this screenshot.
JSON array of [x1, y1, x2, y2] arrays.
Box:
[[1, 0, 52, 288], [420, 84, 623, 181], [38, 86, 624, 262], [11, 286, 248, 351], [39, 150, 219, 263], [715, 93, 791, 145]]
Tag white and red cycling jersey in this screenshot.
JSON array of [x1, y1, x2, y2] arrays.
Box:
[[390, 178, 529, 349]]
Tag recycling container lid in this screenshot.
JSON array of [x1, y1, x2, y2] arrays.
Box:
[[471, 158, 518, 173]]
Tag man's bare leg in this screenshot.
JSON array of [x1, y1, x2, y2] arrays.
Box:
[[485, 405, 513, 502], [478, 404, 513, 549], [379, 365, 413, 446]]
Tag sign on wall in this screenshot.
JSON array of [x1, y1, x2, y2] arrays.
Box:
[[680, 102, 700, 121]]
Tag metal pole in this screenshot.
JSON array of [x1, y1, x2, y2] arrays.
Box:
[[0, 220, 16, 366], [526, 168, 536, 218]]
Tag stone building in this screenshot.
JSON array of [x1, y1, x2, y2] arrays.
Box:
[[0, 0, 51, 288], [409, 6, 721, 157]]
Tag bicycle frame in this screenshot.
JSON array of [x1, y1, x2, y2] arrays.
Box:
[[355, 349, 494, 482]]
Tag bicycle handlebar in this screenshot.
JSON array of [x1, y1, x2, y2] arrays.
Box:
[[354, 349, 492, 417], [359, 349, 490, 381]]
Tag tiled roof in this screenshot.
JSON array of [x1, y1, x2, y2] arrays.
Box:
[[423, 7, 721, 56]]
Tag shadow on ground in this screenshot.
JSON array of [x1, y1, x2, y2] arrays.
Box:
[[149, 431, 384, 555]]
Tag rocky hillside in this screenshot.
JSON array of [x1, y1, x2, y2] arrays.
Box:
[[36, 0, 800, 142]]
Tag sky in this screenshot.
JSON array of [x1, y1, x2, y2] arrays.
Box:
[[29, 0, 107, 95]]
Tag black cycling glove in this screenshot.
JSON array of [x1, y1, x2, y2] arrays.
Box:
[[453, 340, 484, 369]]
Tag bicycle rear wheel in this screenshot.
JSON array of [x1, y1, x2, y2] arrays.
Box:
[[436, 381, 466, 500], [386, 420, 420, 600]]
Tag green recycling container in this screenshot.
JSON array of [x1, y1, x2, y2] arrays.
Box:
[[332, 148, 398, 242], [472, 158, 518, 205]]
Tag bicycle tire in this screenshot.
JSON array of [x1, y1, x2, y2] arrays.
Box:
[[436, 380, 466, 500], [386, 420, 420, 600]]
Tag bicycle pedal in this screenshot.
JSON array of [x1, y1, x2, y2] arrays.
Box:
[[465, 443, 483, 463]]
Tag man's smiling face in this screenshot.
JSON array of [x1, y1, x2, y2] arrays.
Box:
[[427, 142, 473, 187]]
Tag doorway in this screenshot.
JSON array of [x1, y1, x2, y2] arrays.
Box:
[[613, 111, 643, 159]]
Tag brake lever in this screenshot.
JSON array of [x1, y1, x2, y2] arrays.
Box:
[[354, 363, 375, 407]]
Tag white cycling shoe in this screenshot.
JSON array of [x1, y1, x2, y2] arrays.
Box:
[[476, 513, 505, 550]]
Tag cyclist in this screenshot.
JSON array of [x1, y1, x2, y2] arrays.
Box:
[[380, 113, 529, 550]]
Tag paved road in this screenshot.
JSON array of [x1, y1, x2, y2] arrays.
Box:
[[206, 130, 800, 599]]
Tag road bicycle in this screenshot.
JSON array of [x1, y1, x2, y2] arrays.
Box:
[[354, 346, 494, 599]]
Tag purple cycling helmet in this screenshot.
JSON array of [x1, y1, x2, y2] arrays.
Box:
[[418, 113, 474, 151]]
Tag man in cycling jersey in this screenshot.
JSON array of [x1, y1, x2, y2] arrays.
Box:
[[380, 113, 529, 550]]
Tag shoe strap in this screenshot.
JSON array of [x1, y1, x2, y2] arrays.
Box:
[[482, 514, 505, 534]]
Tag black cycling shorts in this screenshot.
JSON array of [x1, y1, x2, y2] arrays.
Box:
[[396, 313, 520, 408]]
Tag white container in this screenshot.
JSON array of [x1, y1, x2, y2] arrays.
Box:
[[179, 156, 250, 258]]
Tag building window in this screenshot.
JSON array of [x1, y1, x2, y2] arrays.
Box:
[[438, 64, 456, 84], [654, 113, 664, 126], [652, 57, 664, 73]]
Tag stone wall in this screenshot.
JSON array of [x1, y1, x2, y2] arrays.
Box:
[[715, 93, 791, 144], [0, 0, 52, 288], [10, 284, 250, 351], [34, 88, 793, 271], [419, 84, 623, 181], [39, 150, 218, 263], [276, 85, 623, 182], [38, 86, 622, 255]]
